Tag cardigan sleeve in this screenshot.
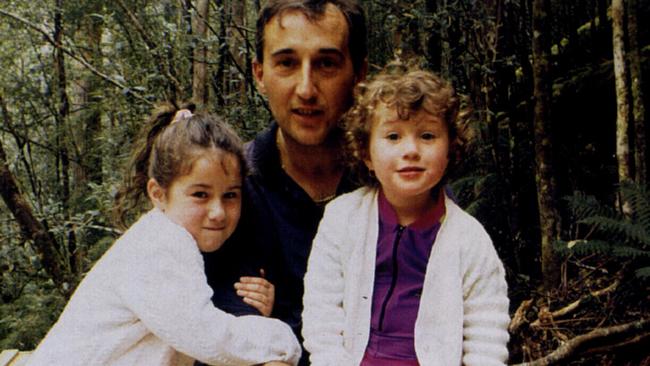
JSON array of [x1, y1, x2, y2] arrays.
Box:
[[116, 215, 301, 366], [302, 200, 355, 366], [460, 224, 511, 366]]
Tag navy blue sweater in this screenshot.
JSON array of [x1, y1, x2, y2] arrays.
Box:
[[202, 122, 356, 365]]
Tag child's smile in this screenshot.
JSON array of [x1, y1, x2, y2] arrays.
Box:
[[365, 103, 449, 218], [149, 150, 242, 253]]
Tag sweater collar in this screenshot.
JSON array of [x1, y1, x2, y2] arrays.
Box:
[[378, 187, 446, 230]]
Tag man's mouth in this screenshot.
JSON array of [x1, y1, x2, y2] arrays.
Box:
[[292, 108, 323, 116]]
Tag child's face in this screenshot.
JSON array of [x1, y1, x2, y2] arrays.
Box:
[[150, 150, 242, 253], [364, 103, 449, 208]]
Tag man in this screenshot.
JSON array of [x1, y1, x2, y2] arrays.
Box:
[[203, 1, 367, 365]]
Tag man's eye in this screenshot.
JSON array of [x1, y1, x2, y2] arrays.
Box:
[[277, 58, 296, 68], [318, 58, 338, 69]]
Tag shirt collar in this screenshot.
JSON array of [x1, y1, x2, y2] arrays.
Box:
[[247, 120, 357, 196], [378, 187, 446, 230]]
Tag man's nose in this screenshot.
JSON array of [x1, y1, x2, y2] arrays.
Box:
[[296, 62, 317, 101]]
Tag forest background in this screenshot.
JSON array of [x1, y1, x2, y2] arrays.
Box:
[[0, 0, 648, 364]]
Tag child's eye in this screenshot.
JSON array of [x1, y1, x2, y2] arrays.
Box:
[[223, 191, 239, 200], [421, 132, 436, 140], [192, 191, 208, 199], [386, 132, 400, 141]]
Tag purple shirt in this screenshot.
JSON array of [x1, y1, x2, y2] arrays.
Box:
[[362, 189, 446, 363]]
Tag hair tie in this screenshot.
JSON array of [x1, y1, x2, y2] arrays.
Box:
[[172, 109, 193, 124]]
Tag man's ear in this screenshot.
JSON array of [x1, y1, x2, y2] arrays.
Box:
[[147, 178, 167, 211], [252, 60, 266, 95]]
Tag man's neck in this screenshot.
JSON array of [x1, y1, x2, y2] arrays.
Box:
[[276, 130, 343, 203]]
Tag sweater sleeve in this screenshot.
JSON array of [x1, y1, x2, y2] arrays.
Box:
[[117, 216, 301, 366], [302, 200, 355, 366], [461, 225, 511, 366]]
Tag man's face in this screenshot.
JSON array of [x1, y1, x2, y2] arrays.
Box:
[[253, 4, 362, 146]]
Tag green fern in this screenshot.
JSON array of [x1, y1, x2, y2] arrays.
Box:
[[560, 182, 650, 280]]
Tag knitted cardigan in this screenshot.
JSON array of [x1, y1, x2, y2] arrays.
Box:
[[28, 209, 301, 366], [302, 187, 510, 366]]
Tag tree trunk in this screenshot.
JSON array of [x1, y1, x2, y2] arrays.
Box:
[[192, 0, 209, 109], [0, 97, 70, 291], [214, 1, 228, 107], [440, 0, 451, 77], [229, 0, 246, 102], [612, 0, 632, 187], [627, 0, 646, 185], [114, 0, 181, 102], [54, 0, 78, 274], [74, 6, 104, 187], [532, 0, 561, 291]]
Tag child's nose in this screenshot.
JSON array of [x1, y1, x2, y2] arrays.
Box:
[[401, 137, 419, 158], [208, 201, 225, 221]]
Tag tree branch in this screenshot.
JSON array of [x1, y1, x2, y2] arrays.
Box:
[[0, 119, 71, 291], [0, 8, 152, 105], [114, 0, 182, 99], [512, 318, 650, 366], [531, 279, 620, 328]]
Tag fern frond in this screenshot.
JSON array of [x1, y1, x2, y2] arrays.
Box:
[[559, 239, 612, 256], [565, 191, 616, 220], [611, 245, 650, 259], [579, 216, 650, 247], [635, 266, 650, 279], [564, 183, 650, 281], [465, 197, 491, 218], [621, 182, 650, 231]]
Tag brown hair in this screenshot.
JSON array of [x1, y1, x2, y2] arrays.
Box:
[[255, 0, 367, 75], [343, 63, 471, 186], [112, 102, 246, 229]]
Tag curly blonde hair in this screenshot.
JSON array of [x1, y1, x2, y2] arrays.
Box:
[[343, 63, 471, 186]]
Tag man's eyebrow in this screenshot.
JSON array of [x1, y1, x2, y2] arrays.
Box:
[[269, 47, 345, 58], [318, 48, 344, 57], [270, 48, 296, 57]]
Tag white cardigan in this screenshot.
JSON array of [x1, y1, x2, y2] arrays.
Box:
[[302, 187, 510, 366], [28, 209, 301, 366]]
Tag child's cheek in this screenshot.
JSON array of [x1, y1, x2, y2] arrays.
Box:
[[173, 204, 207, 232]]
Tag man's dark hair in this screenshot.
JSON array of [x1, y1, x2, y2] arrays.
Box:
[[255, 0, 367, 75]]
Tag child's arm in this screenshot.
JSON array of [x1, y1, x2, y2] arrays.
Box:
[[461, 230, 510, 365], [302, 204, 353, 366], [234, 270, 274, 316], [118, 226, 301, 365]]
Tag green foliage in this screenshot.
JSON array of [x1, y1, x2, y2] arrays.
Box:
[[0, 281, 66, 350], [559, 183, 650, 280], [0, 229, 67, 350]]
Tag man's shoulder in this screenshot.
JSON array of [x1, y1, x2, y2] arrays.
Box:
[[325, 186, 376, 214], [244, 122, 277, 165]]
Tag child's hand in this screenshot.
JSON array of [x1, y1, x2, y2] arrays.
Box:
[[234, 269, 275, 317]]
